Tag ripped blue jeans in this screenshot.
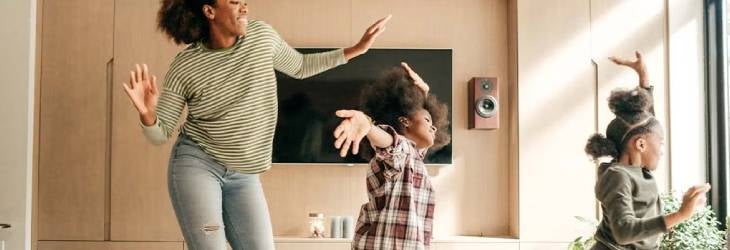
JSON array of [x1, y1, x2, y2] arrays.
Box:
[[168, 134, 275, 250]]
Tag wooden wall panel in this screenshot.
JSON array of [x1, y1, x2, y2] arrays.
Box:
[[38, 0, 113, 240], [110, 0, 184, 241]]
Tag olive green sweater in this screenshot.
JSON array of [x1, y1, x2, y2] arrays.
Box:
[[142, 20, 346, 173], [592, 163, 667, 250]]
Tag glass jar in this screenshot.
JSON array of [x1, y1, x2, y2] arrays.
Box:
[[308, 213, 325, 238]]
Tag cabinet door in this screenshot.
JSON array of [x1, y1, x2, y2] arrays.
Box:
[[110, 0, 184, 241], [38, 0, 113, 240], [38, 241, 183, 250], [38, 241, 108, 250]]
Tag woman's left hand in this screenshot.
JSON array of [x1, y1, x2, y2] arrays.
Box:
[[345, 15, 392, 60]]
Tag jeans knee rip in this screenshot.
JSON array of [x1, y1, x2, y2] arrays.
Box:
[[201, 224, 221, 236]]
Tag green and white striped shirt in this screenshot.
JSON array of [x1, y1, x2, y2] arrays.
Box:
[[142, 20, 346, 173]]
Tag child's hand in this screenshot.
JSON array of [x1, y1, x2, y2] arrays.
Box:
[[678, 183, 711, 218], [609, 51, 650, 88], [333, 110, 372, 157], [401, 62, 429, 95]]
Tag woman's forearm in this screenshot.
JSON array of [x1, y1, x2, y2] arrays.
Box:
[[344, 46, 364, 61]]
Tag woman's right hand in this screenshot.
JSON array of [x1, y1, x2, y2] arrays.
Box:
[[678, 183, 711, 218], [122, 63, 159, 126]]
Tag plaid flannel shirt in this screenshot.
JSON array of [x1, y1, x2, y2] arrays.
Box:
[[353, 125, 435, 250]]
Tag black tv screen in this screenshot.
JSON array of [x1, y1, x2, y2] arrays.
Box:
[[273, 48, 452, 165]]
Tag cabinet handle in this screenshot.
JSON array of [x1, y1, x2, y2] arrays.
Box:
[[0, 224, 10, 229]]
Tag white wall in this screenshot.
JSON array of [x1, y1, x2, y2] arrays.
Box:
[[516, 0, 706, 247], [667, 0, 708, 195], [0, 0, 35, 249], [517, 0, 597, 242]]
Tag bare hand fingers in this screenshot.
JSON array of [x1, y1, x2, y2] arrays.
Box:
[[352, 137, 362, 155], [334, 131, 347, 149], [135, 64, 143, 83], [142, 64, 149, 82], [333, 121, 348, 138], [122, 84, 146, 113], [336, 110, 357, 118], [129, 71, 138, 87], [340, 137, 353, 157], [334, 121, 350, 148], [608, 57, 630, 65], [401, 62, 415, 74], [634, 51, 642, 60], [367, 14, 392, 34], [334, 133, 347, 149], [150, 76, 159, 95]]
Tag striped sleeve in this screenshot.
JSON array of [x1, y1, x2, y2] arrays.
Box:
[[271, 25, 346, 79], [140, 74, 187, 145]]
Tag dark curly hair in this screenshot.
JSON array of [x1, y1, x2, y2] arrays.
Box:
[[585, 87, 662, 161], [157, 0, 215, 45], [359, 67, 451, 158]]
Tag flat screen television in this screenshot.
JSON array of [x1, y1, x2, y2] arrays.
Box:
[[273, 48, 452, 165]]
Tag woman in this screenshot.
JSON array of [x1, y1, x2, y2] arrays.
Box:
[[122, 0, 391, 249], [585, 51, 710, 250]]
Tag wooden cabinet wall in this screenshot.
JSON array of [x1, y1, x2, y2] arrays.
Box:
[[38, 0, 113, 240], [38, 0, 181, 243]]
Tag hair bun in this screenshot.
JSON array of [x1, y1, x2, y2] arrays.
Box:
[[585, 133, 618, 161], [608, 87, 653, 115]]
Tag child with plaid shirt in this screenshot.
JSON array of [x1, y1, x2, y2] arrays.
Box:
[[333, 63, 451, 250]]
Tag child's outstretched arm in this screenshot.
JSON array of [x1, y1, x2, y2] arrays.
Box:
[[333, 110, 393, 157], [609, 51, 650, 89]]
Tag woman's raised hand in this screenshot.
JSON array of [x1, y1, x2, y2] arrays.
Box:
[[122, 63, 159, 125], [345, 15, 392, 60]]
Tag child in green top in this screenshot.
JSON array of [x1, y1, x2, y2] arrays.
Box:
[[584, 51, 711, 250]]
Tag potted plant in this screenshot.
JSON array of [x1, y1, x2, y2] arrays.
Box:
[[568, 192, 726, 250], [660, 192, 725, 249]]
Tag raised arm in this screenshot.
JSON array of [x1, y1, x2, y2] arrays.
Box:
[[609, 51, 655, 114], [273, 15, 391, 79], [123, 64, 159, 126], [333, 110, 393, 157], [344, 15, 392, 61], [609, 51, 650, 89], [122, 63, 185, 145]]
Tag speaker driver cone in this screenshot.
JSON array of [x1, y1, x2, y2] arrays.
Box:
[[475, 95, 498, 118]]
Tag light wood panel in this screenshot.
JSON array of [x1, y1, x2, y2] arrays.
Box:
[[38, 0, 113, 240], [516, 0, 596, 241], [110, 0, 184, 241], [590, 0, 669, 190], [110, 242, 183, 250], [38, 241, 182, 250], [38, 241, 109, 250], [275, 243, 351, 250], [37, 0, 514, 241]]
